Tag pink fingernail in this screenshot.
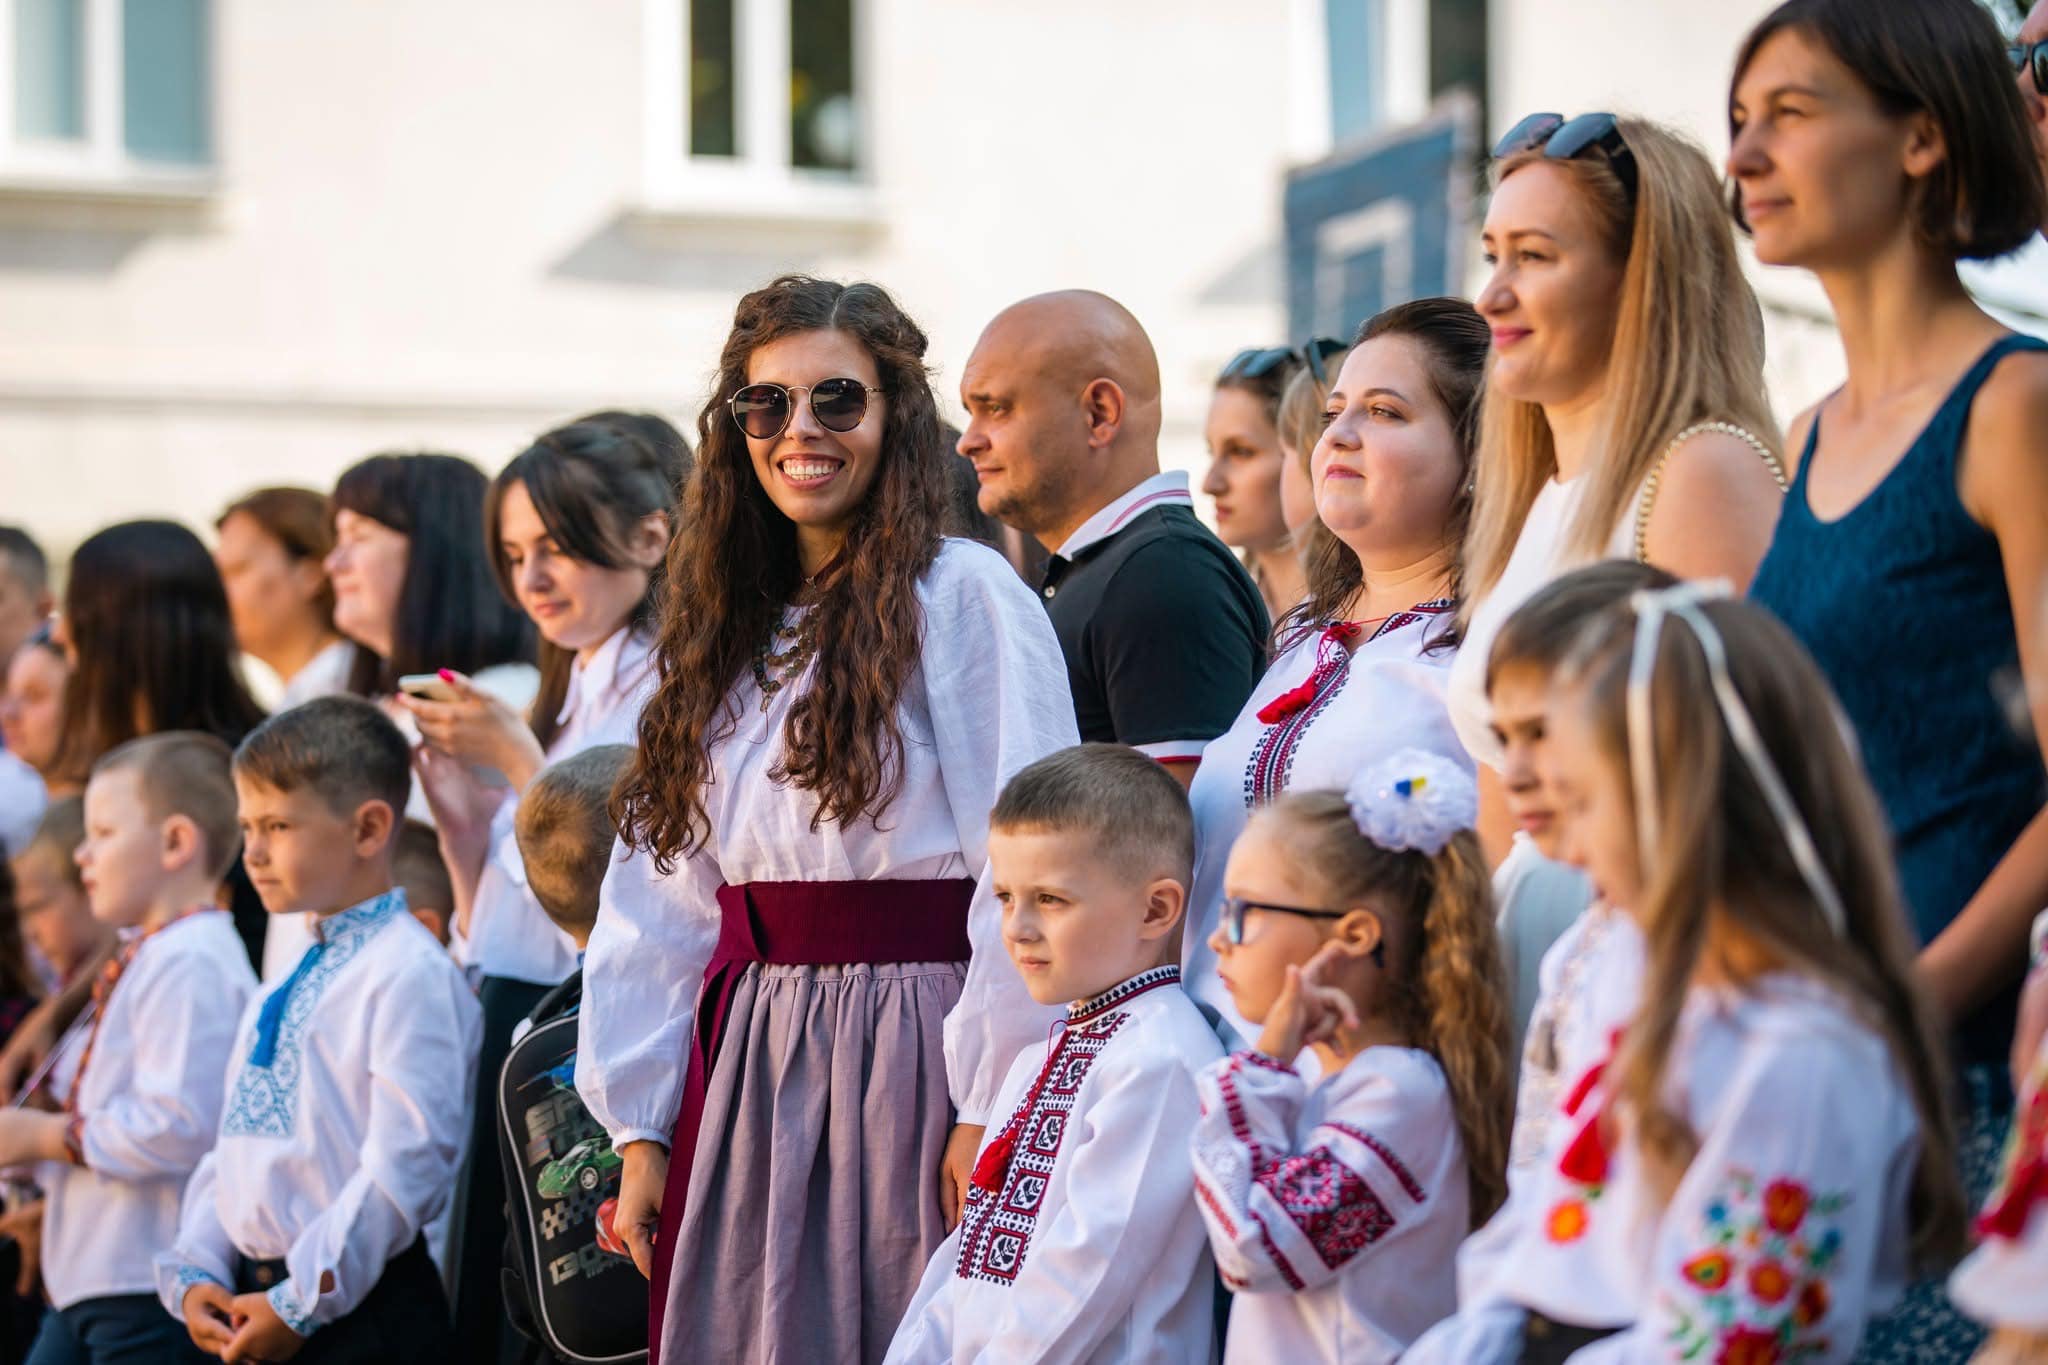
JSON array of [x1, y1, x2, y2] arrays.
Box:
[[438, 668, 455, 682]]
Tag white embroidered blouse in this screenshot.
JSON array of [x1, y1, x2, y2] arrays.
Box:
[[1407, 974, 1920, 1364], [884, 966, 1226, 1365], [41, 911, 255, 1310], [1191, 1045, 1470, 1365], [1950, 1022, 2048, 1332], [154, 890, 483, 1338], [1184, 605, 1467, 1046], [576, 539, 1079, 1142]]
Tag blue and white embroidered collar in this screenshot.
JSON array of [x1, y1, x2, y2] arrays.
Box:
[[1069, 964, 1181, 1024], [311, 887, 408, 945]]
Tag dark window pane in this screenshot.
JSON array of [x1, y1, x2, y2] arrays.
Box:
[[690, 0, 736, 158], [1428, 0, 1486, 136], [123, 0, 210, 163], [790, 0, 855, 171], [15, 0, 85, 143]]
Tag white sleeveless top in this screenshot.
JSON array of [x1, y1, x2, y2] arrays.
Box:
[[1446, 477, 1638, 770]]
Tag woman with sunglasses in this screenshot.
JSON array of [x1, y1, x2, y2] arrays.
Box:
[[1181, 299, 1486, 1049], [1203, 341, 1343, 622], [579, 276, 1076, 1365], [1728, 1, 2048, 1356]]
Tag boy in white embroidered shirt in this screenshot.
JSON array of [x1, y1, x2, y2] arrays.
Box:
[[0, 734, 256, 1364], [886, 744, 1225, 1365], [155, 697, 482, 1364]]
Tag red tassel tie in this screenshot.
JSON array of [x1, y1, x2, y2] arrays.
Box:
[[1974, 1154, 2048, 1241], [1555, 1030, 1621, 1187], [970, 1029, 1071, 1195], [1255, 623, 1363, 724]]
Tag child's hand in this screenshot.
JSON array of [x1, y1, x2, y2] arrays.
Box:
[[222, 1288, 305, 1363], [616, 1139, 668, 1280], [396, 670, 544, 791], [1253, 943, 1361, 1064], [181, 1281, 238, 1356]]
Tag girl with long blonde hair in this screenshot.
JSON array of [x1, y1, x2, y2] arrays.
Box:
[[1408, 588, 1964, 1364], [1448, 114, 1786, 863], [1193, 748, 1513, 1364]]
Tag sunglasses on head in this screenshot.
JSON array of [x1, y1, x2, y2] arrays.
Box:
[[1219, 337, 1347, 388], [1492, 111, 1637, 202], [2012, 41, 2048, 98], [727, 377, 882, 441]]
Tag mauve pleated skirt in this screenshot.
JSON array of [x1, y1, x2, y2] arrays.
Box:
[[660, 959, 965, 1365]]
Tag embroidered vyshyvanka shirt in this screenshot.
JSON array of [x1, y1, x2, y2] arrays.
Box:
[[1190, 1045, 1468, 1365], [577, 540, 1079, 1140], [453, 624, 656, 986], [1407, 974, 1919, 1364], [41, 910, 254, 1309], [884, 966, 1225, 1365], [1184, 606, 1465, 1047], [1951, 1022, 2048, 1332], [154, 890, 483, 1337]]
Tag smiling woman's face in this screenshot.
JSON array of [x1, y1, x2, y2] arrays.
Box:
[[1310, 335, 1466, 572], [742, 328, 887, 550]]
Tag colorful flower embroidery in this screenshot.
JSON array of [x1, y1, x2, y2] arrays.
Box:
[[1546, 1198, 1590, 1244], [1662, 1168, 1848, 1364]]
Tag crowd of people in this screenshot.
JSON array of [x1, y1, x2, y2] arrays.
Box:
[[0, 0, 2046, 1361]]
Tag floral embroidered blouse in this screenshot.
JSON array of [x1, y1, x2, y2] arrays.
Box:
[[1406, 974, 1920, 1364]]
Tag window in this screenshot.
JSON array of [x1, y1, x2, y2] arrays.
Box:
[[2, 0, 212, 185], [646, 0, 866, 210]]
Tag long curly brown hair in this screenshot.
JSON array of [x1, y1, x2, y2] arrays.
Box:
[[616, 276, 948, 870]]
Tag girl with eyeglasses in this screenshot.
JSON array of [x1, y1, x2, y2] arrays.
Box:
[[1728, 1, 2048, 1357], [579, 275, 1076, 1365], [1193, 749, 1511, 1365]]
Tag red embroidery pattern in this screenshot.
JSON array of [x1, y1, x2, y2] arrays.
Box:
[[1254, 1149, 1395, 1270], [1975, 1049, 2048, 1242], [1208, 1059, 1310, 1290], [1661, 1169, 1847, 1364], [952, 974, 1172, 1288], [1241, 602, 1453, 809]]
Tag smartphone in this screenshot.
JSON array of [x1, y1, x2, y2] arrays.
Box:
[[396, 673, 461, 703]]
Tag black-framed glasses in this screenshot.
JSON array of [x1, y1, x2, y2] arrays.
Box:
[[1219, 337, 1346, 387], [727, 377, 882, 441], [1220, 895, 1350, 946], [1492, 111, 1638, 202], [2012, 41, 2048, 97]]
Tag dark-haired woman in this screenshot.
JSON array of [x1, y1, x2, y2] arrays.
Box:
[[578, 276, 1076, 1365], [1182, 301, 1486, 1050], [1731, 1, 2048, 1356], [401, 420, 683, 1362], [1203, 347, 1315, 620]]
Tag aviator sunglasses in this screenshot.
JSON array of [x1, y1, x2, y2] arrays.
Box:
[[1219, 336, 1347, 388], [727, 377, 883, 441], [1492, 111, 1638, 202]]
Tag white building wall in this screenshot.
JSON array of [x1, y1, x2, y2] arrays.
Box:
[[0, 0, 1308, 552]]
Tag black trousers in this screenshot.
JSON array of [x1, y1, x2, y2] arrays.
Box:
[[234, 1238, 452, 1365], [452, 974, 555, 1365]]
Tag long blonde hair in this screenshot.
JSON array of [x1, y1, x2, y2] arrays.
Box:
[[1465, 118, 1778, 604], [1557, 595, 1966, 1271], [1258, 794, 1514, 1224]]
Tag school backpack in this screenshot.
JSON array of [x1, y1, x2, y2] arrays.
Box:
[[497, 971, 648, 1364]]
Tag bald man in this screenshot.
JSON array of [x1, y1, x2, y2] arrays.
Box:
[[959, 292, 1267, 784]]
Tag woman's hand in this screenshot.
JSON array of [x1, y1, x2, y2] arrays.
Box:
[[395, 670, 545, 791], [616, 1140, 669, 1280], [1252, 943, 1359, 1064]]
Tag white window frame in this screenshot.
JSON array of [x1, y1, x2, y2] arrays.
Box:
[[0, 0, 216, 196], [640, 0, 876, 223]]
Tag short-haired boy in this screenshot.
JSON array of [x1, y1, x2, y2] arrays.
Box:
[[497, 745, 645, 1365], [886, 743, 1224, 1364], [0, 733, 256, 1364], [156, 697, 481, 1363], [393, 819, 454, 946]]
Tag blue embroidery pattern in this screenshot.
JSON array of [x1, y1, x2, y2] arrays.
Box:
[[222, 890, 406, 1139], [268, 1280, 315, 1336]]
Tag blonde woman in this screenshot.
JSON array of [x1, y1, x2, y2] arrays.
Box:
[[1274, 343, 1350, 577], [1447, 114, 1786, 864]]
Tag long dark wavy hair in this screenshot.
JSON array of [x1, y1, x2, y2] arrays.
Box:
[[1277, 297, 1489, 654], [330, 453, 535, 696], [485, 420, 688, 751], [616, 276, 949, 870], [58, 521, 267, 774]]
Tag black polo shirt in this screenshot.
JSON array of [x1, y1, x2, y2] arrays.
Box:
[[1040, 499, 1268, 756]]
